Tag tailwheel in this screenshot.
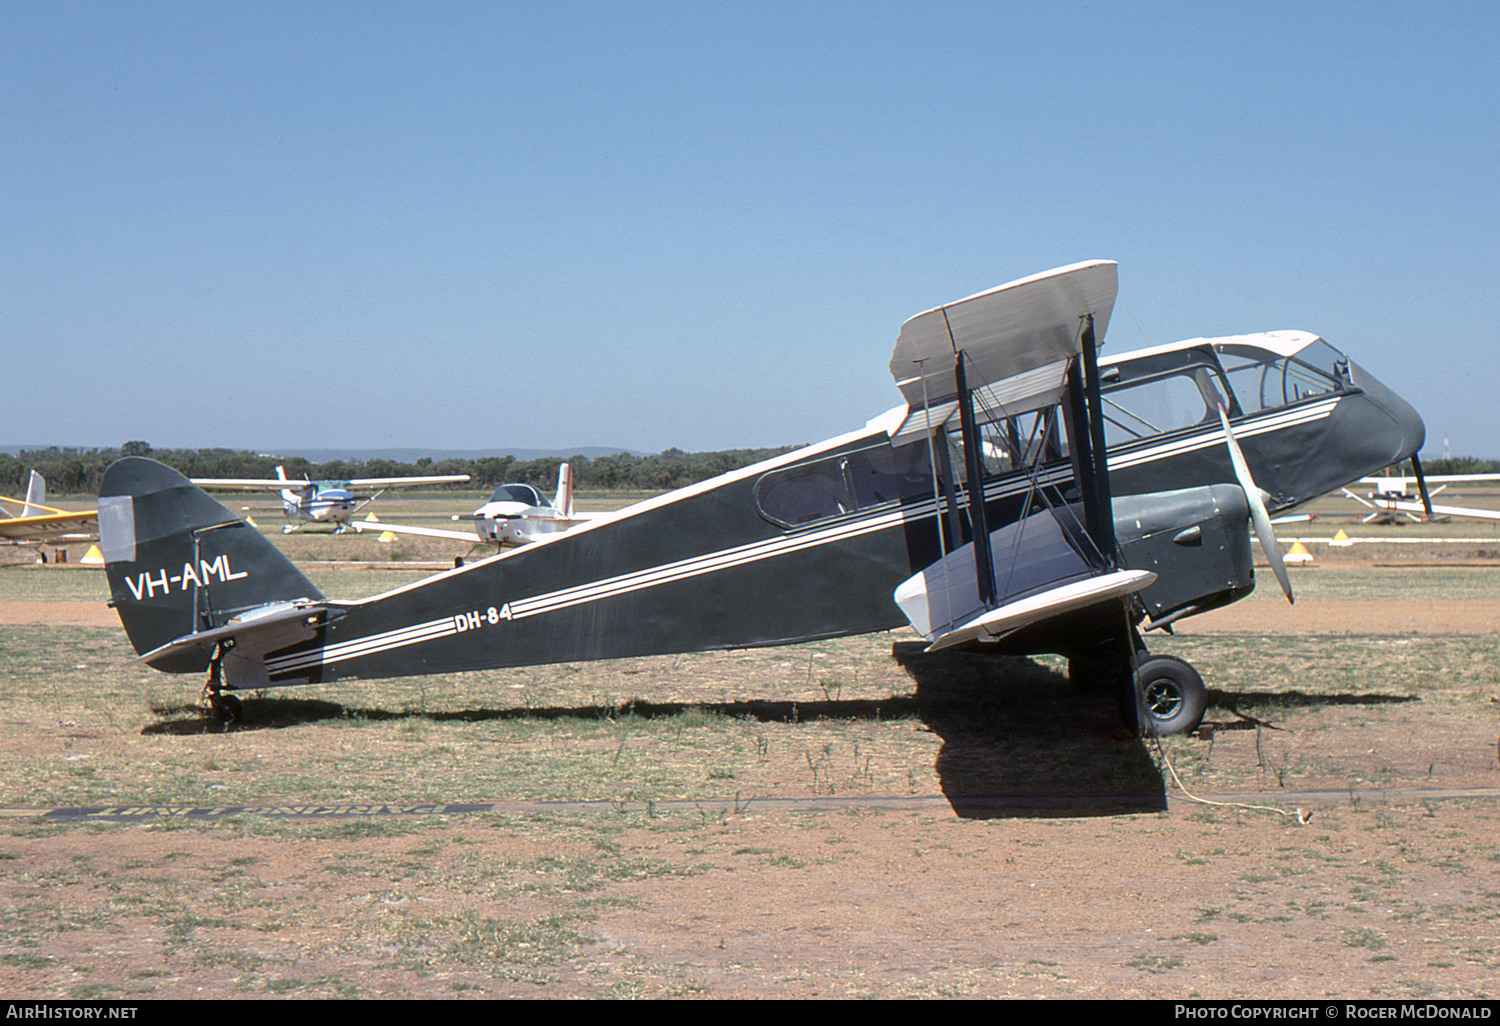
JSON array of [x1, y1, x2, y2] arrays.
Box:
[[1133, 655, 1207, 736], [208, 692, 244, 729], [200, 646, 244, 730]]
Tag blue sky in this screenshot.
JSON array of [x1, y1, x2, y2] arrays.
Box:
[[4, 1, 1496, 459]]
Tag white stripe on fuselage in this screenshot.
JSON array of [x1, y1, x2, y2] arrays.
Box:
[[1106, 399, 1337, 473]]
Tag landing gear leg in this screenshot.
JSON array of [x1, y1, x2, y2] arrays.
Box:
[[1067, 614, 1209, 736], [200, 647, 244, 730]]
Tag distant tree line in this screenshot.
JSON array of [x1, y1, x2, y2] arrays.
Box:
[[0, 442, 801, 497], [1418, 456, 1500, 476]]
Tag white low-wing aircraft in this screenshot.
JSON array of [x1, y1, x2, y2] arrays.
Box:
[[353, 463, 606, 551], [1344, 472, 1500, 523], [192, 466, 470, 533], [98, 261, 1426, 736]]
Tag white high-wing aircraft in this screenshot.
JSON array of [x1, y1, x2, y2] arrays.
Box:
[[355, 463, 606, 551], [192, 466, 470, 533], [1344, 472, 1500, 523]]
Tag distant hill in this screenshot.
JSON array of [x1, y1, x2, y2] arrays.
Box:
[[2, 444, 646, 461], [249, 446, 646, 463]]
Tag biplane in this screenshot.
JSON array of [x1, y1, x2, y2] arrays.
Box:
[[0, 470, 98, 561], [191, 466, 470, 533], [98, 261, 1425, 734]]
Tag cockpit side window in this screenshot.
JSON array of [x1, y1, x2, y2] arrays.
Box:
[[1217, 340, 1348, 415], [756, 442, 932, 529]]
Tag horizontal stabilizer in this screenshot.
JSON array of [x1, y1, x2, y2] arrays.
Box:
[[923, 569, 1156, 652], [133, 599, 328, 675]]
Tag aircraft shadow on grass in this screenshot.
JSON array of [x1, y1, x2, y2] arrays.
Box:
[[140, 645, 1419, 822]]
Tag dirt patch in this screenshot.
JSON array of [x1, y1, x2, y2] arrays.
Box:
[[0, 602, 114, 626], [1178, 598, 1500, 636]]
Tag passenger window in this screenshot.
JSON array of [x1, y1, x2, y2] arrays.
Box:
[[945, 407, 1067, 485], [756, 443, 931, 529]]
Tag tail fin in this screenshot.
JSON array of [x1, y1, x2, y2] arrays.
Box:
[[22, 470, 45, 518], [554, 462, 574, 519], [98, 457, 325, 673], [275, 464, 300, 507]]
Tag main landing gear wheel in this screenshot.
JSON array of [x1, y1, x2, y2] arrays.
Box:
[[1133, 655, 1207, 736]]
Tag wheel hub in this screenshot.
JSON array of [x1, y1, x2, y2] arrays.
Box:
[[1143, 678, 1183, 718]]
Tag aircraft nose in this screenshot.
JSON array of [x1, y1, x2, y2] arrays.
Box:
[[1347, 359, 1426, 463]]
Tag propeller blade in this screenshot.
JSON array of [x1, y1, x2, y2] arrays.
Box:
[[1218, 404, 1294, 605]]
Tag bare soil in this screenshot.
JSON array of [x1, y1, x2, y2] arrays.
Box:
[[1, 573, 1497, 999]]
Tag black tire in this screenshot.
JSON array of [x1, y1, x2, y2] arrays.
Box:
[[1134, 655, 1207, 736]]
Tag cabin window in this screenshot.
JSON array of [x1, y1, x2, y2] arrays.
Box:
[[756, 442, 932, 528], [488, 484, 548, 506], [1099, 368, 1228, 448], [1217, 341, 1348, 415], [944, 407, 1067, 485]]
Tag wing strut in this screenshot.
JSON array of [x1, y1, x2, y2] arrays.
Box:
[[1064, 314, 1118, 568], [955, 350, 997, 608]]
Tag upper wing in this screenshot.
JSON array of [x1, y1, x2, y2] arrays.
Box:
[[346, 476, 471, 487], [191, 479, 302, 489], [888, 260, 1118, 444]]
